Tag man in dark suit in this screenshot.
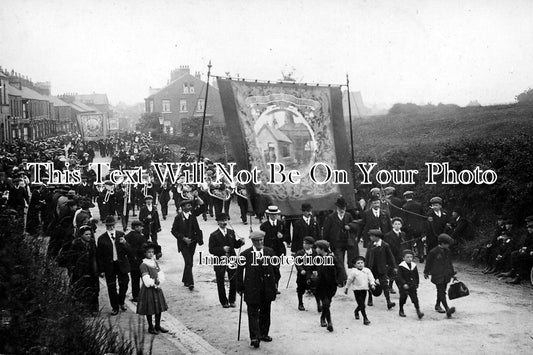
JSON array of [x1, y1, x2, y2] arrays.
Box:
[[425, 197, 449, 252], [208, 213, 245, 307], [322, 197, 358, 269], [76, 175, 93, 200], [97, 216, 132, 315], [361, 196, 392, 248], [125, 220, 147, 303], [260, 205, 288, 290], [236, 231, 280, 349], [290, 203, 320, 255], [171, 196, 204, 290], [138, 195, 162, 258], [365, 229, 397, 309], [402, 191, 426, 262]]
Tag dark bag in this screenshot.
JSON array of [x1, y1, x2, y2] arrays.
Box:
[[448, 279, 469, 300]]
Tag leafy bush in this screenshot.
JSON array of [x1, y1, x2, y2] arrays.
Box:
[[0, 214, 150, 354]]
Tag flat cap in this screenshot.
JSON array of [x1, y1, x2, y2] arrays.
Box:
[[403, 190, 414, 197], [131, 220, 144, 228], [250, 231, 266, 240], [303, 236, 315, 244], [314, 240, 330, 250], [430, 197, 443, 204], [368, 229, 383, 237]]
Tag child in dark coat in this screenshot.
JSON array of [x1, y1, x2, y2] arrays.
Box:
[[424, 234, 457, 318], [314, 240, 346, 332], [396, 249, 424, 319]]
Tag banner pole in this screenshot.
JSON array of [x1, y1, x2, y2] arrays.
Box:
[[197, 60, 212, 162], [346, 74, 356, 197]]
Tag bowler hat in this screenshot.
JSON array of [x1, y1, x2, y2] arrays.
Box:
[[266, 205, 281, 214], [301, 203, 312, 212], [250, 231, 266, 240], [334, 197, 347, 208], [371, 283, 383, 297], [215, 213, 229, 221], [438, 233, 454, 244], [104, 216, 116, 225]]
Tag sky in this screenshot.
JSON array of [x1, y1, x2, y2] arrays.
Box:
[[1, 0, 532, 108]]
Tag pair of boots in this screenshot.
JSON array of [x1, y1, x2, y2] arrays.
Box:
[[354, 307, 370, 325], [320, 314, 334, 332], [399, 304, 424, 319], [147, 314, 169, 335], [298, 293, 305, 311], [435, 303, 456, 318]]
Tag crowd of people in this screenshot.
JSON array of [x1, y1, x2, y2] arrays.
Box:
[[2, 131, 532, 348]]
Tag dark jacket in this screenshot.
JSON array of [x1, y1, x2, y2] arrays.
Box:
[[396, 261, 420, 289], [402, 199, 425, 235], [315, 253, 346, 299], [236, 246, 280, 304], [96, 230, 132, 275], [208, 228, 245, 258], [383, 230, 405, 264], [322, 211, 357, 250], [450, 216, 476, 241], [291, 216, 320, 253], [366, 240, 396, 276], [139, 205, 161, 238], [125, 230, 147, 270], [426, 210, 449, 248], [171, 211, 203, 252], [424, 246, 455, 284], [361, 208, 392, 239], [260, 220, 287, 257]]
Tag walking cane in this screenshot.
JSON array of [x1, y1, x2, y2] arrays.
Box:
[[286, 264, 294, 289], [237, 291, 243, 341]]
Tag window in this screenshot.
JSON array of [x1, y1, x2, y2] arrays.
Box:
[[149, 101, 154, 113], [180, 99, 187, 112], [162, 99, 171, 112], [183, 83, 189, 94], [196, 99, 204, 112], [22, 101, 28, 119], [189, 85, 195, 94]]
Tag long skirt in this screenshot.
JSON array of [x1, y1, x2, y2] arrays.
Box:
[[136, 286, 168, 315]]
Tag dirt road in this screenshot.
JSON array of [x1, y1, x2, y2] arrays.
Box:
[[93, 198, 532, 355]]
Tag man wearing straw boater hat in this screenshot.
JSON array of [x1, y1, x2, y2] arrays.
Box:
[[260, 205, 287, 290], [236, 230, 280, 349]]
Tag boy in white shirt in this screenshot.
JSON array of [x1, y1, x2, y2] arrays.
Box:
[[344, 256, 375, 325]]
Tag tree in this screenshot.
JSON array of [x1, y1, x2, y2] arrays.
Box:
[[136, 112, 161, 131], [516, 88, 533, 103]]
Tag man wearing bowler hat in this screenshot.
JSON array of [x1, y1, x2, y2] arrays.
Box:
[[209, 213, 245, 307], [171, 197, 205, 290], [96, 216, 132, 315], [290, 203, 320, 255], [236, 231, 280, 349], [322, 197, 359, 269]]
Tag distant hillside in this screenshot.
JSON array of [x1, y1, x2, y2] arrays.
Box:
[[352, 103, 533, 158]]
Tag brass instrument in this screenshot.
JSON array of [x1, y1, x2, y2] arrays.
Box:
[[208, 180, 234, 201], [235, 183, 247, 199]]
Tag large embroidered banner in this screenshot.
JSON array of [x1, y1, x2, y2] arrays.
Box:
[[77, 113, 106, 141], [217, 78, 355, 215]]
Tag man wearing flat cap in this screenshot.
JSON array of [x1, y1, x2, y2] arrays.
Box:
[[171, 197, 205, 290], [425, 197, 449, 254], [236, 230, 280, 349], [290, 203, 320, 255], [209, 213, 245, 307]]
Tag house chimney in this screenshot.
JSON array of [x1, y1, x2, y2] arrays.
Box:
[[195, 71, 201, 80], [170, 65, 191, 81]]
